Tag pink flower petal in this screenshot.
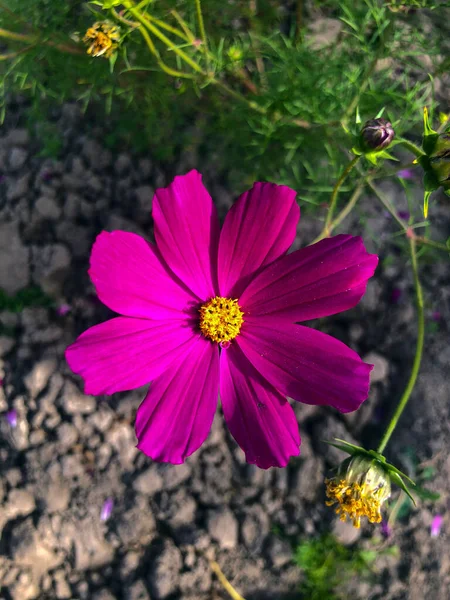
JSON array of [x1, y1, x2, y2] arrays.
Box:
[[238, 317, 373, 413], [218, 182, 299, 297], [136, 337, 219, 463], [241, 235, 378, 322], [153, 170, 220, 300], [66, 317, 198, 395], [220, 344, 300, 469], [89, 231, 199, 319]]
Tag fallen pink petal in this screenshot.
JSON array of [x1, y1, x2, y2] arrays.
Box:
[[430, 514, 443, 537], [6, 410, 17, 429], [66, 170, 378, 468], [100, 497, 114, 521], [57, 303, 72, 316]]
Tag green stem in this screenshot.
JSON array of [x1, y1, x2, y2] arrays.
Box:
[[124, 1, 204, 73], [397, 137, 425, 158], [195, 0, 207, 50], [323, 155, 360, 236], [311, 181, 364, 245], [377, 237, 424, 454], [414, 235, 449, 253], [367, 179, 406, 230]]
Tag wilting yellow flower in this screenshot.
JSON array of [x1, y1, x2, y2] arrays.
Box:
[[325, 455, 391, 528], [83, 21, 120, 59]]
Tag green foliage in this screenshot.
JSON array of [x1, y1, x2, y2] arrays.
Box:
[[0, 286, 54, 312], [0, 0, 448, 213], [294, 534, 398, 600]]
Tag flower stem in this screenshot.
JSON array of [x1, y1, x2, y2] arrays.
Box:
[[397, 137, 425, 158], [377, 236, 424, 454], [311, 181, 364, 244], [210, 561, 246, 600], [195, 0, 207, 50], [323, 155, 360, 237]]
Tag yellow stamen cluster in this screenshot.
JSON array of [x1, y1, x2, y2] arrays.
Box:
[[199, 297, 244, 344], [325, 455, 391, 528], [325, 479, 384, 528], [83, 22, 120, 58]]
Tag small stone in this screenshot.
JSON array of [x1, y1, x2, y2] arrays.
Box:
[[8, 129, 30, 146], [148, 540, 182, 599], [0, 335, 15, 357], [6, 489, 36, 518], [332, 517, 361, 545], [61, 381, 96, 415], [125, 580, 151, 600], [364, 352, 389, 383], [6, 173, 30, 201], [207, 507, 238, 549], [31, 243, 71, 296], [115, 153, 132, 174], [61, 455, 85, 479], [133, 467, 164, 495], [55, 222, 92, 259], [8, 147, 28, 171], [160, 463, 191, 490], [24, 359, 57, 399], [107, 422, 138, 467], [133, 185, 153, 221], [265, 535, 292, 568], [35, 196, 61, 220], [57, 423, 79, 450], [53, 570, 72, 599], [44, 483, 71, 513], [0, 222, 30, 294]]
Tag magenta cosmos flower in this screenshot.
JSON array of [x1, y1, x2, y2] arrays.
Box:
[[66, 170, 378, 469]]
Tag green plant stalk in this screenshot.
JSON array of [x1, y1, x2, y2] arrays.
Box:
[[123, 1, 204, 73], [323, 155, 360, 236], [397, 137, 425, 158], [311, 181, 364, 244], [133, 21, 194, 78], [368, 180, 448, 252], [377, 236, 424, 454], [195, 0, 207, 50]]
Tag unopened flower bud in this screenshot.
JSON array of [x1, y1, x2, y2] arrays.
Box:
[[360, 118, 395, 152]]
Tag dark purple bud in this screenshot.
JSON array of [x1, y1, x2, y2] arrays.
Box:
[[431, 311, 441, 322], [100, 497, 114, 522], [398, 210, 410, 221], [430, 514, 443, 537], [360, 118, 395, 151], [6, 410, 18, 428]]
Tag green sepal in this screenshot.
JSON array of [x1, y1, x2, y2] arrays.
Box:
[[423, 107, 437, 136], [324, 438, 366, 456], [423, 190, 432, 218], [422, 107, 439, 155], [389, 471, 416, 505], [384, 462, 416, 486], [109, 52, 118, 74], [364, 150, 398, 166]]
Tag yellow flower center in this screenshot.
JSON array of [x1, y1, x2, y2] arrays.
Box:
[[199, 297, 244, 344], [325, 478, 386, 528]]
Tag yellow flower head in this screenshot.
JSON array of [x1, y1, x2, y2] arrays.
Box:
[[83, 21, 120, 59], [325, 455, 391, 528]]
